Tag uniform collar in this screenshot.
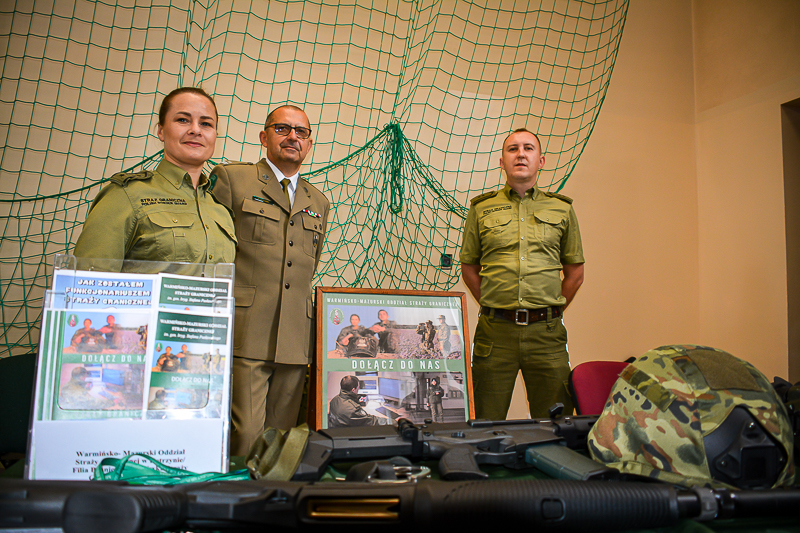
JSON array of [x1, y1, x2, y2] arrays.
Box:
[[264, 157, 299, 190], [503, 182, 539, 200], [156, 159, 210, 191]]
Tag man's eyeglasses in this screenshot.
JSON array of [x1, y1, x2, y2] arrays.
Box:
[[265, 123, 312, 140]]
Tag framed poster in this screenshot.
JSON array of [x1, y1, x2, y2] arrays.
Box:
[[312, 287, 473, 429]]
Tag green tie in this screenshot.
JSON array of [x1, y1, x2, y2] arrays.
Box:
[[281, 178, 291, 206]]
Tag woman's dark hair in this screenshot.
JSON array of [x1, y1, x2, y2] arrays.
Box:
[[158, 87, 218, 125]]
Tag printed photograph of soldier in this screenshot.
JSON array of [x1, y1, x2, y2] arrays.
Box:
[[145, 387, 213, 418], [326, 305, 463, 360], [370, 309, 398, 353], [57, 363, 144, 411], [202, 348, 226, 375], [151, 343, 222, 374], [68, 318, 105, 353], [334, 314, 379, 357], [62, 312, 147, 355], [153, 345, 181, 372], [323, 371, 467, 427]]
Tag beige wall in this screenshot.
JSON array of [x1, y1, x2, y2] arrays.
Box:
[[469, 0, 800, 418], [694, 0, 800, 381]]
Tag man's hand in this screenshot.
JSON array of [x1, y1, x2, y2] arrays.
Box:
[[461, 263, 482, 303], [561, 263, 585, 309]]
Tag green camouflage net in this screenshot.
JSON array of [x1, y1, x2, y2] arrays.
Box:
[[0, 0, 628, 357]]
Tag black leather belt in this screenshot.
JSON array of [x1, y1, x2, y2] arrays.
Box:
[[481, 306, 563, 325]]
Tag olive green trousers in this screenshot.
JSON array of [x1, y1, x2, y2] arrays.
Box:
[[471, 309, 573, 420]]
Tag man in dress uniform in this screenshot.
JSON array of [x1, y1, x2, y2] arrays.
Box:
[[211, 105, 330, 455], [460, 128, 584, 420]]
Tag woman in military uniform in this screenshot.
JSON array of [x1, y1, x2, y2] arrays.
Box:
[[74, 87, 236, 264]]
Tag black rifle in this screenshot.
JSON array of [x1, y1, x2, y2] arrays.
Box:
[[4, 478, 800, 532], [293, 415, 615, 481]]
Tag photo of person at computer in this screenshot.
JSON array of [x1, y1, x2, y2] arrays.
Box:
[[324, 370, 466, 427]]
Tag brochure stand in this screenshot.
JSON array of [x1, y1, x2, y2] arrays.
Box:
[[26, 255, 235, 480]]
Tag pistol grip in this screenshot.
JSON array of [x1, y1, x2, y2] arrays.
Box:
[[437, 447, 488, 481]]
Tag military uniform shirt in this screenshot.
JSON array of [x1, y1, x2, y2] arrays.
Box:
[[460, 184, 584, 309], [74, 159, 236, 264]]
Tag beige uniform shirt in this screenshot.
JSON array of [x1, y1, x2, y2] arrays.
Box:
[[460, 184, 584, 309], [74, 159, 236, 264]]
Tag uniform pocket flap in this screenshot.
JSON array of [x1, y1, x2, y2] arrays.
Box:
[[534, 210, 567, 225], [483, 214, 513, 229], [148, 211, 194, 228], [234, 285, 256, 307], [215, 218, 237, 243], [302, 214, 324, 233], [242, 198, 281, 220], [473, 340, 493, 358]]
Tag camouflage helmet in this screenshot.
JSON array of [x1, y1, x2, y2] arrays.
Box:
[[587, 345, 795, 489]]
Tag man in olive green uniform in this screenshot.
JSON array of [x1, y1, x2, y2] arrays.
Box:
[[70, 319, 105, 353], [461, 128, 584, 420], [59, 366, 114, 410], [211, 105, 330, 456], [328, 375, 388, 427], [436, 315, 451, 356]]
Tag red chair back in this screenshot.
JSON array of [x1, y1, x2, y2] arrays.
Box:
[[569, 361, 629, 415]]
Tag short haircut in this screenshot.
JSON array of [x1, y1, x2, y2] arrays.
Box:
[[350, 314, 360, 320], [503, 128, 542, 152], [264, 104, 307, 129], [341, 375, 360, 391]]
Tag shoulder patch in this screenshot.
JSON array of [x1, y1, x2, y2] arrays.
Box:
[[470, 190, 499, 206], [542, 191, 573, 204], [108, 171, 153, 186]]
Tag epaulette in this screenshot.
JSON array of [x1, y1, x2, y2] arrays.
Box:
[[542, 191, 573, 204], [470, 190, 499, 206], [219, 160, 250, 166], [108, 171, 153, 186]]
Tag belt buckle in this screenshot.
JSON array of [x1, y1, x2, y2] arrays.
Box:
[[515, 309, 529, 325]]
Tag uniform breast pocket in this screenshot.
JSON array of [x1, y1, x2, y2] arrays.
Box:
[[302, 215, 324, 257], [147, 211, 195, 262], [241, 198, 280, 244], [479, 213, 515, 247], [534, 210, 566, 247]]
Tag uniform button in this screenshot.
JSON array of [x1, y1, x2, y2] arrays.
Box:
[[520, 217, 524, 221], [209, 255, 213, 260], [289, 220, 294, 226], [285, 283, 290, 289], [173, 218, 178, 223], [521, 257, 525, 261], [289, 240, 293, 246], [287, 261, 292, 267], [260, 209, 264, 214], [520, 236, 524, 240], [519, 298, 523, 301]]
